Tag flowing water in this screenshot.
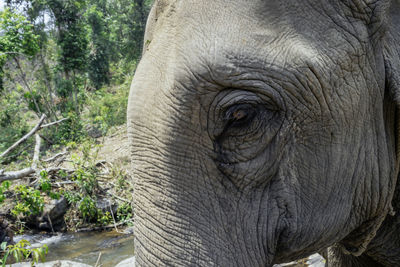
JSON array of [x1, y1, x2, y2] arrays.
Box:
[[13, 231, 326, 267], [14, 230, 134, 267]]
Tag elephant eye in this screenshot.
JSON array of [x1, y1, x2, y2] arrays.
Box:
[[225, 104, 257, 128]]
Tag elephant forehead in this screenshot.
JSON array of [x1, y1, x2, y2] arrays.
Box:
[[139, 0, 385, 128], [148, 0, 372, 84]]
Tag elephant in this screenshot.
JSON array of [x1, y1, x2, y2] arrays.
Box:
[[127, 0, 400, 266]]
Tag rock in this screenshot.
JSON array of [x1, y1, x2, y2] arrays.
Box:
[[96, 198, 118, 215], [10, 260, 92, 267], [115, 256, 135, 267], [307, 253, 326, 267], [122, 226, 134, 235], [36, 197, 68, 231], [86, 125, 103, 138], [0, 217, 13, 244], [273, 254, 326, 267]]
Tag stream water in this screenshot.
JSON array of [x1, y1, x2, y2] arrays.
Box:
[[14, 230, 134, 267], [13, 231, 326, 267]]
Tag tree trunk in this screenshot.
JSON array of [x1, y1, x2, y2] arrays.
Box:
[[13, 57, 42, 117]]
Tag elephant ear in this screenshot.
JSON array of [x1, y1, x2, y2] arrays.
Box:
[[335, 0, 400, 257], [340, 0, 390, 25], [384, 0, 400, 158], [384, 0, 400, 190], [142, 0, 177, 56], [384, 16, 400, 107]]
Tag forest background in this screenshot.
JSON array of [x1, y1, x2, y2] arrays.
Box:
[[0, 0, 153, 154], [0, 0, 154, 261]]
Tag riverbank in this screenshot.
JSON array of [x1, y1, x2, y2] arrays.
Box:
[[11, 230, 134, 267], [0, 125, 134, 265]]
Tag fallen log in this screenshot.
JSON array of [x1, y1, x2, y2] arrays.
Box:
[[0, 134, 42, 182], [0, 116, 70, 183], [0, 167, 35, 182]]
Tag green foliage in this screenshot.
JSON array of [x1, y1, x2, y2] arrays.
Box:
[[108, 0, 151, 61], [47, 0, 89, 73], [62, 142, 104, 223], [11, 185, 44, 217], [63, 191, 81, 204], [39, 170, 60, 200], [87, 84, 129, 133], [0, 239, 48, 266], [0, 181, 11, 203], [0, 8, 39, 57], [47, 112, 85, 144], [0, 8, 40, 91], [0, 85, 29, 156], [116, 202, 132, 222], [23, 89, 44, 113], [0, 0, 153, 230], [78, 196, 97, 221], [97, 211, 112, 225], [39, 170, 52, 193], [86, 4, 110, 89], [0, 0, 153, 143], [72, 164, 98, 196]]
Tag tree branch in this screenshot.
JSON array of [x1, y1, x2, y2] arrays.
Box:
[[43, 152, 67, 163], [0, 121, 70, 182], [32, 134, 41, 170], [0, 114, 46, 158], [0, 116, 69, 159], [41, 118, 69, 128], [0, 167, 35, 183]]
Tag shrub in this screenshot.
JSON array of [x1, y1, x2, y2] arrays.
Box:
[[0, 91, 30, 156], [86, 83, 129, 134], [11, 185, 44, 217], [0, 181, 10, 203]]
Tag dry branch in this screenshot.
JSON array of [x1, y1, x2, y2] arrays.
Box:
[[32, 134, 41, 170], [95, 252, 102, 267], [0, 167, 35, 182], [76, 220, 133, 232], [0, 114, 46, 158], [0, 135, 43, 182], [43, 152, 67, 163], [0, 136, 73, 182], [41, 118, 69, 128], [0, 115, 70, 182], [0, 115, 69, 159], [106, 191, 131, 203], [46, 167, 74, 174]]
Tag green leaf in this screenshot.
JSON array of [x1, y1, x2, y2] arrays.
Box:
[[0, 242, 6, 251], [32, 250, 39, 263]]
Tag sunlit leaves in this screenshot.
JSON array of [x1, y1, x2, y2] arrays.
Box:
[[0, 8, 39, 57]]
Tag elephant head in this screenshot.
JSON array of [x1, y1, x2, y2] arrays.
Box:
[[127, 0, 400, 266]]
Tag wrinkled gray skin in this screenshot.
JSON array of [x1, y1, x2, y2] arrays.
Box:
[[127, 0, 400, 266]]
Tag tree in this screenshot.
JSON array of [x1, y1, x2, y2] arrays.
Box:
[[46, 0, 88, 112], [0, 8, 39, 87], [108, 0, 152, 63], [0, 8, 40, 110], [86, 3, 111, 89]]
